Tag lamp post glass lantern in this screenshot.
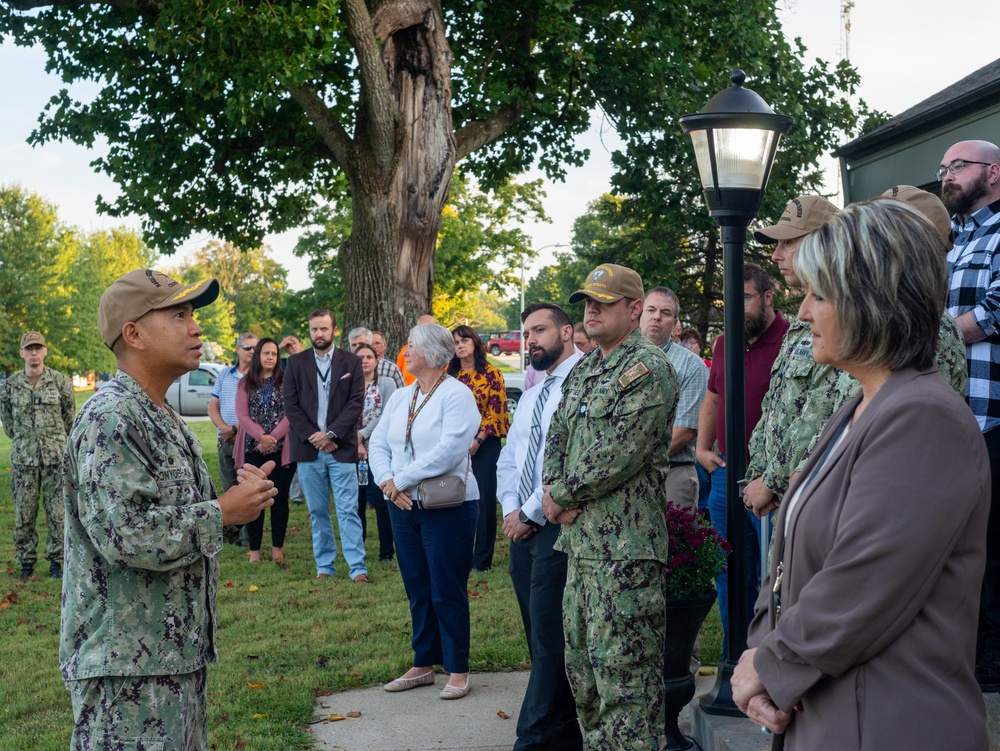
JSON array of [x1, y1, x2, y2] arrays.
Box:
[[680, 69, 792, 719]]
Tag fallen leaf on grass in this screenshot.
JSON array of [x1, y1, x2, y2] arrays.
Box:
[[315, 655, 329, 667], [3, 591, 19, 604], [312, 688, 334, 697], [327, 714, 345, 722], [334, 601, 349, 610], [497, 711, 510, 720], [16, 617, 28, 624], [346, 711, 361, 718], [0, 602, 9, 609], [248, 585, 260, 592], [290, 525, 300, 534], [224, 581, 236, 589], [349, 670, 363, 680], [467, 590, 480, 598], [247, 654, 260, 660], [246, 682, 263, 690], [251, 713, 268, 719]]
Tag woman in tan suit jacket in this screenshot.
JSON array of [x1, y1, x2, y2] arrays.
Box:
[[732, 200, 990, 750]]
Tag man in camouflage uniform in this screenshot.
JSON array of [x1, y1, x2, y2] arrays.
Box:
[[60, 269, 278, 750], [0, 331, 74, 581], [742, 196, 841, 516], [745, 190, 968, 518], [542, 263, 678, 751]]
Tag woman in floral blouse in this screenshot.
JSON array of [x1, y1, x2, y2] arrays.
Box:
[[448, 325, 510, 571], [356, 343, 397, 561], [235, 338, 296, 564]]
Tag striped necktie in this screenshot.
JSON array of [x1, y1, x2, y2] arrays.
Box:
[[517, 375, 555, 506]]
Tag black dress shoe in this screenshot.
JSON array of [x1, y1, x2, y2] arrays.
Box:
[[17, 565, 33, 582], [49, 562, 63, 579]]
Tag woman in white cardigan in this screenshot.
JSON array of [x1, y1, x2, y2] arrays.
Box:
[[369, 323, 481, 700]]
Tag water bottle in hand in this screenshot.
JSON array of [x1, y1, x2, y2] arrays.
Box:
[[357, 459, 369, 485]]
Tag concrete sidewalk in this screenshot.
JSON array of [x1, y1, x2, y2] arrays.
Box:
[[309, 670, 730, 751], [309, 671, 1000, 751]]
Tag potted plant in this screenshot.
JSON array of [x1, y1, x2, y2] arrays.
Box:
[[663, 502, 731, 750]]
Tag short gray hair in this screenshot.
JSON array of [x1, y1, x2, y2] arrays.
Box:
[[348, 327, 373, 343], [408, 323, 455, 369], [645, 286, 681, 317], [794, 199, 945, 371], [236, 332, 257, 347]]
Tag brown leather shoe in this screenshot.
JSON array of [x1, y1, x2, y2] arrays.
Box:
[[317, 573, 333, 579], [353, 573, 370, 584]]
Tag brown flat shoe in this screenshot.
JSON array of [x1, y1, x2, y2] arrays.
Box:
[[353, 573, 370, 584], [317, 573, 333, 579]]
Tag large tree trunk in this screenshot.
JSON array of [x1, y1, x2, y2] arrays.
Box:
[[341, 2, 456, 352]]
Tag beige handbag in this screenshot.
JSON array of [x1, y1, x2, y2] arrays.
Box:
[[415, 456, 470, 510]]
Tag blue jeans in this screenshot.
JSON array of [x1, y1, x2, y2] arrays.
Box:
[[706, 457, 762, 661], [298, 453, 367, 579], [389, 501, 478, 673]]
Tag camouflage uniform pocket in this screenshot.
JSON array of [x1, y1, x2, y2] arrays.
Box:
[[591, 561, 667, 669]]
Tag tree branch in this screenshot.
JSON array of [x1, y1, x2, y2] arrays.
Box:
[[286, 84, 355, 175], [454, 103, 525, 160], [342, 0, 399, 163], [5, 0, 161, 9]]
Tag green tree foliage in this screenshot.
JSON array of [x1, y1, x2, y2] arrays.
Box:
[[0, 185, 155, 375], [51, 228, 157, 375], [577, 4, 885, 339], [0, 0, 874, 355], [505, 250, 593, 330], [174, 240, 292, 358]]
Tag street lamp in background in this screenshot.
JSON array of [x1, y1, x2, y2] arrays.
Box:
[[679, 69, 792, 717], [519, 243, 567, 372]]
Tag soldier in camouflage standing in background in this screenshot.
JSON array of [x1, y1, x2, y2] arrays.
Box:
[[60, 269, 278, 750], [542, 263, 677, 751], [0, 331, 74, 582], [744, 191, 968, 519]]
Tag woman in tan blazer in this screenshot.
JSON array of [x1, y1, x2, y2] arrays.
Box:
[[732, 200, 990, 750]]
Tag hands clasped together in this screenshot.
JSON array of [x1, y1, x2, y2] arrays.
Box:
[[732, 648, 793, 735], [217, 460, 279, 525], [380, 478, 413, 510]]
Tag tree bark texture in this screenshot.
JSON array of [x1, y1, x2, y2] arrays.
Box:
[[340, 2, 456, 352]]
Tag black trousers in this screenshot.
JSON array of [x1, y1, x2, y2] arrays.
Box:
[[358, 466, 394, 560], [509, 522, 583, 751], [471, 435, 502, 571], [244, 450, 295, 551], [980, 428, 1000, 649]]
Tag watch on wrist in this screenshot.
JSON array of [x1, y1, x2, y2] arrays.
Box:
[[326, 431, 339, 441], [519, 510, 541, 528]]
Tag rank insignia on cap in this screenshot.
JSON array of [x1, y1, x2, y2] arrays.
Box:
[[618, 360, 651, 391]]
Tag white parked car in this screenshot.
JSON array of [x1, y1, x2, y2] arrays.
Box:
[[502, 371, 526, 416]]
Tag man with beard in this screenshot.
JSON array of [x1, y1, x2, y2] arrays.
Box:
[[497, 302, 582, 751], [939, 139, 1000, 691], [696, 262, 789, 661], [283, 309, 368, 582], [640, 286, 709, 511]]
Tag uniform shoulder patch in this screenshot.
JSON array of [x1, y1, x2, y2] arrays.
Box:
[[617, 360, 651, 391]]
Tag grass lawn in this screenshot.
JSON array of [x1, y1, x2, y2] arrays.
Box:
[[0, 389, 721, 750]]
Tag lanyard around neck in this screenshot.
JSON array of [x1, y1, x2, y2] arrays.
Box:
[[405, 373, 447, 454]]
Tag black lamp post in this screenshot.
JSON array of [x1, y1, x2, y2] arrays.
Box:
[[680, 69, 792, 716]]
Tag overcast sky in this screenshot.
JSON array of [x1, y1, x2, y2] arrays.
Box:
[[2, 0, 998, 290]]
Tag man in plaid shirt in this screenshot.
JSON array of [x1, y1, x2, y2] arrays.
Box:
[[941, 139, 1000, 692]]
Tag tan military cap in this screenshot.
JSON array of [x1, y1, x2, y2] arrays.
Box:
[[569, 264, 645, 304], [880, 185, 953, 252], [754, 195, 839, 243], [98, 269, 220, 349], [20, 331, 45, 348]]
